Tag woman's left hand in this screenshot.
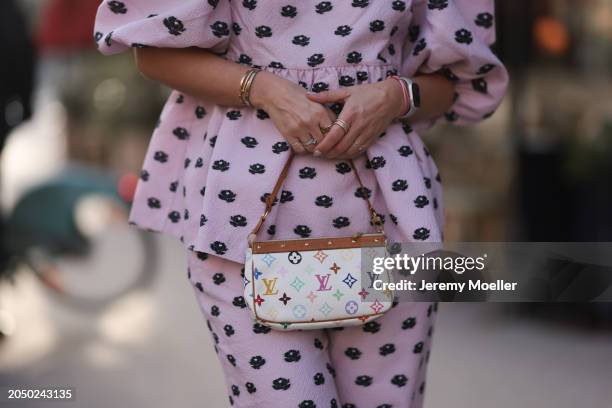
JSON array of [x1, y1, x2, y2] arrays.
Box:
[[305, 78, 405, 159]]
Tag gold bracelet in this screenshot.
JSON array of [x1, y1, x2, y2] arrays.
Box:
[[239, 70, 252, 105], [239, 69, 254, 105], [245, 69, 261, 106], [239, 68, 261, 107], [243, 70, 258, 105]]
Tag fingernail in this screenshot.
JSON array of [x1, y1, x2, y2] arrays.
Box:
[[314, 150, 321, 156]]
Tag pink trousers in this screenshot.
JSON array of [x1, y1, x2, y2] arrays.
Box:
[[187, 250, 437, 408]]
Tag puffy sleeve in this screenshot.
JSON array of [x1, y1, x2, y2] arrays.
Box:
[[93, 0, 233, 56], [401, 0, 509, 125]]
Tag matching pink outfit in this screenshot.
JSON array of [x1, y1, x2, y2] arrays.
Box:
[[95, 1, 508, 406]]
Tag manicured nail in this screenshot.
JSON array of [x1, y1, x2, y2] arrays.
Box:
[[314, 150, 321, 156]]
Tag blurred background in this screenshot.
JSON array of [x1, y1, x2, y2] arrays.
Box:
[[0, 0, 611, 407]]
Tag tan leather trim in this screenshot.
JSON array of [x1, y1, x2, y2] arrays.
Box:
[[254, 311, 388, 325], [251, 233, 387, 254]]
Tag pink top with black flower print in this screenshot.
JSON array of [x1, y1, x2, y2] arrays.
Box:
[[94, 0, 509, 263]]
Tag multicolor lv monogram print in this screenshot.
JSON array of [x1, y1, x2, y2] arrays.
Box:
[[244, 244, 393, 330]]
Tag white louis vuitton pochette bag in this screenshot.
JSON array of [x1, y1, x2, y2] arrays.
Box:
[[243, 151, 394, 331]]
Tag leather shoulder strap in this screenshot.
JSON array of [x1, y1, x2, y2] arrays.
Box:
[[248, 151, 383, 244]]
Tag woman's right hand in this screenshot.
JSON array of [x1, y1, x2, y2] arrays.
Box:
[[249, 71, 336, 154]]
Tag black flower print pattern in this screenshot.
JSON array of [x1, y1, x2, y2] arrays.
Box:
[[335, 25, 352, 37], [153, 151, 168, 163], [352, 0, 369, 8], [346, 51, 363, 64], [369, 20, 385, 33], [307, 53, 325, 67], [472, 78, 488, 93], [195, 106, 206, 118], [280, 5, 297, 18], [107, 1, 127, 14], [186, 251, 439, 407], [292, 34, 310, 46], [147, 197, 161, 209], [163, 17, 185, 36], [475, 12, 494, 28], [97, 4, 506, 401], [299, 167, 317, 179], [315, 195, 333, 208], [392, 179, 408, 191], [211, 21, 230, 37], [272, 141, 289, 154], [315, 2, 332, 14], [255, 25, 272, 38], [312, 82, 330, 93], [229, 215, 247, 227], [294, 225, 311, 238], [392, 1, 406, 12], [241, 136, 258, 148], [248, 163, 266, 174], [454, 28, 473, 45], [428, 0, 448, 11], [173, 127, 189, 140], [272, 377, 291, 390]]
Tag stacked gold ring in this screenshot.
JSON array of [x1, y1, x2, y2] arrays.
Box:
[[239, 68, 261, 107], [332, 118, 350, 135]]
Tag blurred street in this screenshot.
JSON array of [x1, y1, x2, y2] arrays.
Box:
[[1, 235, 611, 408]]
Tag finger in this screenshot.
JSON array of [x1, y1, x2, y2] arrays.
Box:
[[299, 130, 318, 153], [325, 121, 366, 159], [306, 88, 351, 104], [338, 137, 371, 159], [287, 136, 306, 154], [344, 133, 372, 158], [314, 123, 345, 156], [305, 125, 324, 154], [317, 108, 336, 137], [315, 108, 355, 156], [311, 110, 339, 155], [304, 113, 335, 155]]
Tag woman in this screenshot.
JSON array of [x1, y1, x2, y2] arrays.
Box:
[[95, 1, 508, 407]]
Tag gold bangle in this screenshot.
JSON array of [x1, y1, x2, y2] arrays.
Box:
[[242, 71, 257, 97], [239, 69, 253, 105], [239, 68, 256, 94], [239, 68, 261, 107], [243, 70, 259, 106], [239, 70, 253, 105]]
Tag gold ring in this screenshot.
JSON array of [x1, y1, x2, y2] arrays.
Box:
[[319, 124, 333, 134], [332, 119, 350, 135]]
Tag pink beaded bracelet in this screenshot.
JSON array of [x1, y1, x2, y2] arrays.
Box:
[[389, 75, 410, 117]]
